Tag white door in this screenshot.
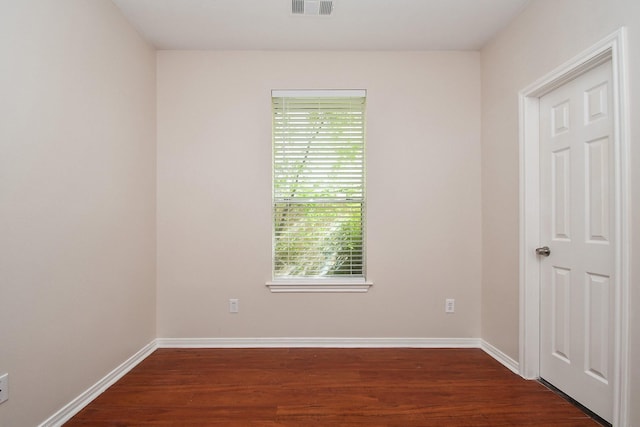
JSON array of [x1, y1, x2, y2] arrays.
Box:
[[538, 60, 614, 423]]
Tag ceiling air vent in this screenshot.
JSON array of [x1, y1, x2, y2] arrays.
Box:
[[318, 1, 333, 15], [292, 0, 334, 16]]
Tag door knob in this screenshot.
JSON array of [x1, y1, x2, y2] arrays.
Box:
[[535, 246, 551, 257]]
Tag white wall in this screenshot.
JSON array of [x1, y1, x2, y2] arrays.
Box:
[[0, 1, 157, 425], [157, 51, 482, 340], [480, 0, 640, 424]]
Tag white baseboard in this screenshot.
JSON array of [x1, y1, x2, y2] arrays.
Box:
[[481, 339, 520, 375], [39, 340, 157, 427], [156, 337, 482, 348], [40, 337, 521, 426], [158, 337, 519, 374]]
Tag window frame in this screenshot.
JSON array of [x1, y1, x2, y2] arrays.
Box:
[[267, 89, 372, 293]]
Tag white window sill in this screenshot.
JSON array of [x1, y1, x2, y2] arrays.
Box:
[[266, 279, 373, 293]]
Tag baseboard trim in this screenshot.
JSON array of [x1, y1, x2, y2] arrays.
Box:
[[481, 340, 520, 375], [157, 338, 519, 373], [156, 337, 482, 349], [39, 340, 157, 427]]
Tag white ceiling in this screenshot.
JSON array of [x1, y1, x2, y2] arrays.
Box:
[[111, 0, 530, 51]]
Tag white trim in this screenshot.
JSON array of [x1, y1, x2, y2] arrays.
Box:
[[519, 89, 541, 381], [157, 337, 521, 376], [611, 28, 631, 427], [156, 337, 481, 349], [271, 89, 366, 98], [481, 340, 520, 375], [518, 28, 629, 426], [38, 340, 157, 427], [266, 280, 373, 293]]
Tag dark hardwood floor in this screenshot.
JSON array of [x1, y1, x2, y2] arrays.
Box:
[[66, 348, 600, 426]]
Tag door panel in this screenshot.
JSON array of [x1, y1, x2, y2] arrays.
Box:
[[539, 60, 614, 423], [585, 137, 610, 243], [552, 148, 571, 240], [585, 272, 610, 383], [551, 266, 571, 362]]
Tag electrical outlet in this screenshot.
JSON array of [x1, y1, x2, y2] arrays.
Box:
[[0, 373, 8, 404], [229, 298, 239, 313], [445, 298, 455, 313]]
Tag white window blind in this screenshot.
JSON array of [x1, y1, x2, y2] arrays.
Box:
[[272, 90, 366, 280]]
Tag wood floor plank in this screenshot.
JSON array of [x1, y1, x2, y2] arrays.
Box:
[[65, 348, 600, 426]]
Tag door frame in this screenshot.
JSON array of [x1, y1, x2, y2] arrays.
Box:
[[518, 28, 630, 425]]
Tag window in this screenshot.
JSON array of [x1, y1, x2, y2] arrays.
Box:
[[269, 90, 370, 292]]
